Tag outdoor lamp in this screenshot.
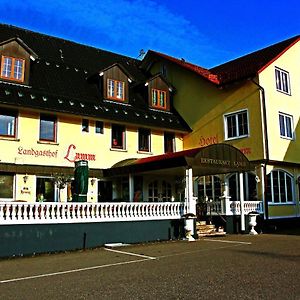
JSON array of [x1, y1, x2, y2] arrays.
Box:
[[23, 174, 29, 183]]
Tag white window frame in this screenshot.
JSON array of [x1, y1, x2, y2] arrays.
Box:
[[279, 112, 294, 140], [0, 109, 17, 138], [267, 170, 294, 204], [275, 67, 291, 95], [107, 79, 125, 101], [224, 109, 249, 140]]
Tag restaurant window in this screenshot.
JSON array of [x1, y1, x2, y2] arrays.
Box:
[[161, 180, 172, 201], [198, 175, 222, 202], [82, 119, 89, 132], [0, 173, 14, 200], [95, 121, 104, 134], [266, 170, 293, 203], [138, 128, 150, 152], [151, 88, 167, 109], [107, 79, 125, 101], [164, 132, 175, 153], [111, 124, 125, 149], [275, 67, 290, 94], [1, 56, 25, 82], [0, 109, 17, 138], [228, 172, 258, 202], [224, 110, 249, 140], [39, 114, 57, 142], [148, 179, 172, 202], [36, 177, 55, 202]]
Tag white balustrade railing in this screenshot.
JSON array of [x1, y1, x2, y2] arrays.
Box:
[[229, 201, 263, 215], [208, 200, 263, 215], [0, 202, 185, 225]]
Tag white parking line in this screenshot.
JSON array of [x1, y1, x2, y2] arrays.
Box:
[[0, 240, 250, 284], [0, 258, 152, 284], [104, 247, 156, 260], [158, 243, 245, 258], [203, 239, 252, 245]]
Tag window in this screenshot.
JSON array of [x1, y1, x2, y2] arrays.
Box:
[[82, 119, 89, 132], [198, 176, 221, 202], [82, 119, 89, 133], [279, 113, 293, 139], [266, 170, 293, 203], [148, 179, 172, 202], [164, 132, 175, 153], [228, 173, 258, 202], [0, 109, 17, 138], [40, 114, 57, 142], [1, 56, 25, 82], [107, 79, 125, 100], [138, 128, 150, 152], [224, 110, 249, 139], [36, 177, 55, 202], [111, 124, 125, 149], [275, 67, 290, 94], [152, 89, 167, 109], [95, 121, 104, 134], [0, 173, 14, 199]]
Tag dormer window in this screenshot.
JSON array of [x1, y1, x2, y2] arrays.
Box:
[[151, 88, 166, 109], [107, 79, 125, 101], [147, 74, 171, 111], [1, 56, 25, 82]]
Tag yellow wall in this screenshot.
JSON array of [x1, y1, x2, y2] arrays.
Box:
[[259, 40, 300, 163], [1, 109, 183, 170], [151, 62, 264, 161]]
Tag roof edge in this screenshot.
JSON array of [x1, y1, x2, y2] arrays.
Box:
[[258, 36, 300, 74]]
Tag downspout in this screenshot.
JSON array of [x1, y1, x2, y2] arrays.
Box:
[[250, 79, 269, 220]]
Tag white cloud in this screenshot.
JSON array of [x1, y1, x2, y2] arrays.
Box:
[[1, 0, 229, 67]]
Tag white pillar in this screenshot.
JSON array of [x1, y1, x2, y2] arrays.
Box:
[[185, 168, 196, 215], [129, 174, 134, 202], [261, 164, 266, 219], [239, 172, 245, 232]]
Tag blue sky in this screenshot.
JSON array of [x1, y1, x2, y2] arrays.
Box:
[[1, 0, 300, 68]]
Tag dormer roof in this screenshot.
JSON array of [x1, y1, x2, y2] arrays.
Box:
[[0, 37, 39, 60], [0, 24, 190, 133]]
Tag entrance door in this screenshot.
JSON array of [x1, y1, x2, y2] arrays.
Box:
[[148, 179, 172, 202]]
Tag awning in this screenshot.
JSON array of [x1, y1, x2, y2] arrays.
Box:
[[0, 163, 103, 177], [104, 143, 254, 177]]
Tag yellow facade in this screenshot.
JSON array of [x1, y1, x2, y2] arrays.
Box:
[[0, 108, 183, 202], [259, 41, 300, 163], [149, 41, 300, 220]]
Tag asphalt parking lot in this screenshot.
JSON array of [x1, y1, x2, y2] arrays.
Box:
[[0, 233, 299, 300]]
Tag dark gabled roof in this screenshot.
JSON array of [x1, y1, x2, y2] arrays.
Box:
[[144, 36, 300, 86], [0, 24, 190, 132], [141, 50, 220, 84], [210, 35, 300, 85]]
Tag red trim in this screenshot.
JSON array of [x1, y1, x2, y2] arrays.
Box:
[[258, 38, 300, 73], [149, 51, 220, 85], [135, 147, 200, 165]]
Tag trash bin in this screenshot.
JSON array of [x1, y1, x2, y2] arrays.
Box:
[[73, 160, 88, 202]]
